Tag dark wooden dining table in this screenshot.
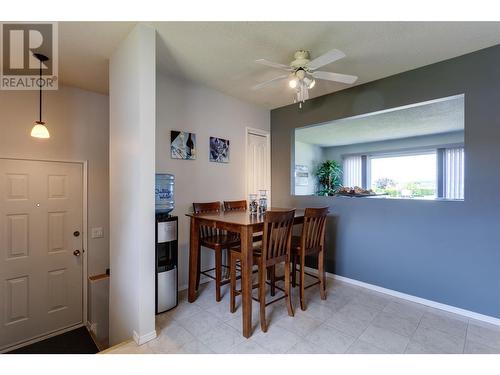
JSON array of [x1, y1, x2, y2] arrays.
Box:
[[186, 208, 305, 338]]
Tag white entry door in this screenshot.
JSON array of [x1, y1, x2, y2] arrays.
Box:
[[246, 130, 271, 203], [0, 159, 83, 351]]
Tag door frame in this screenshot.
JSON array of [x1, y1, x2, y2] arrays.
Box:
[[0, 156, 88, 352], [245, 127, 271, 205]]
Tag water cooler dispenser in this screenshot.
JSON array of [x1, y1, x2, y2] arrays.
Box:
[[155, 173, 178, 314], [155, 213, 178, 313]]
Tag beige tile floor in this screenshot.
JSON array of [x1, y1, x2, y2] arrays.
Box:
[[106, 276, 500, 354]]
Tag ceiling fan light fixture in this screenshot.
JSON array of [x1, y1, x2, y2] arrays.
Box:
[[303, 77, 316, 89], [253, 48, 356, 108]]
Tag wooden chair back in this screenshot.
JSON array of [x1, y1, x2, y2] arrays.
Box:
[[193, 201, 221, 214], [261, 209, 295, 267], [193, 201, 221, 238], [223, 200, 247, 211], [300, 207, 329, 252]]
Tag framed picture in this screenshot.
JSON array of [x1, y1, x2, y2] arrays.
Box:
[[171, 130, 196, 160], [209, 137, 230, 163]]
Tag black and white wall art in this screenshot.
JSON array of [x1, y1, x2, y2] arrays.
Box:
[[209, 137, 230, 163], [171, 130, 196, 160]]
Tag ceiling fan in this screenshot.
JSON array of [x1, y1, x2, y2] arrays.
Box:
[[252, 49, 358, 107]]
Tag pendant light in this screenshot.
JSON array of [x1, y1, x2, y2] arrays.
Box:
[[31, 53, 50, 139]]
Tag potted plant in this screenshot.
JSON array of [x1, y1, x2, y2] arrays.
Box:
[[315, 160, 343, 196]]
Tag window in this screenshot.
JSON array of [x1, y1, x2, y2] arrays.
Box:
[[369, 151, 437, 198], [293, 95, 465, 200], [342, 147, 464, 199]]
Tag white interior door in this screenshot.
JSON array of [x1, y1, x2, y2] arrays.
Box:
[[246, 130, 271, 203], [0, 159, 83, 351]]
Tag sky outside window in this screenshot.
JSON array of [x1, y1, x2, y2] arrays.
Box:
[[370, 152, 437, 198]]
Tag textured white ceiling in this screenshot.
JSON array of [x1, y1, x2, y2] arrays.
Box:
[[295, 96, 464, 147], [58, 22, 136, 95], [58, 22, 500, 108]]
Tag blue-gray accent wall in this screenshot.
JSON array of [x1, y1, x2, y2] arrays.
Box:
[[271, 45, 500, 318]]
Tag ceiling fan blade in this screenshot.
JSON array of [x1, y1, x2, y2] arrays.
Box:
[[307, 49, 346, 70], [255, 59, 293, 71], [312, 71, 358, 84], [252, 74, 289, 90]]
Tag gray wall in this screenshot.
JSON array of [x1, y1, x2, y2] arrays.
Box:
[[271, 45, 500, 318]]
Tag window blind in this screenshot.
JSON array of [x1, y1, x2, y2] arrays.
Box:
[[444, 147, 464, 199], [343, 155, 362, 187]]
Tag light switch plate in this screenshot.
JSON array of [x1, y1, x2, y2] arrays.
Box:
[[91, 227, 104, 239]]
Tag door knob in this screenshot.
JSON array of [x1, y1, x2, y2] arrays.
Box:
[[73, 231, 80, 237], [73, 250, 81, 257]]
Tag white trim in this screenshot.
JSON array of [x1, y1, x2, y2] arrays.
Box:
[[246, 126, 271, 137], [133, 330, 157, 345], [245, 127, 271, 206], [0, 323, 84, 353], [82, 160, 88, 326], [367, 147, 437, 160], [98, 339, 133, 354], [305, 266, 500, 327], [0, 157, 89, 349], [0, 156, 88, 164]]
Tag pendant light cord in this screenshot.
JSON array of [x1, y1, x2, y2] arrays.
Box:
[[39, 59, 42, 123]]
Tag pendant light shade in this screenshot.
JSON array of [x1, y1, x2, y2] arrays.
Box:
[[31, 53, 50, 139], [31, 121, 50, 138]]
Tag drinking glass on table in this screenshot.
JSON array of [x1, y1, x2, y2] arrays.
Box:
[[249, 194, 258, 214]]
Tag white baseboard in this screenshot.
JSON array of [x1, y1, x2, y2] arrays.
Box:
[[305, 266, 500, 327], [133, 330, 157, 345]]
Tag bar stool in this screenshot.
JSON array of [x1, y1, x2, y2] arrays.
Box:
[[229, 209, 296, 332], [193, 201, 240, 302], [291, 207, 329, 310]]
